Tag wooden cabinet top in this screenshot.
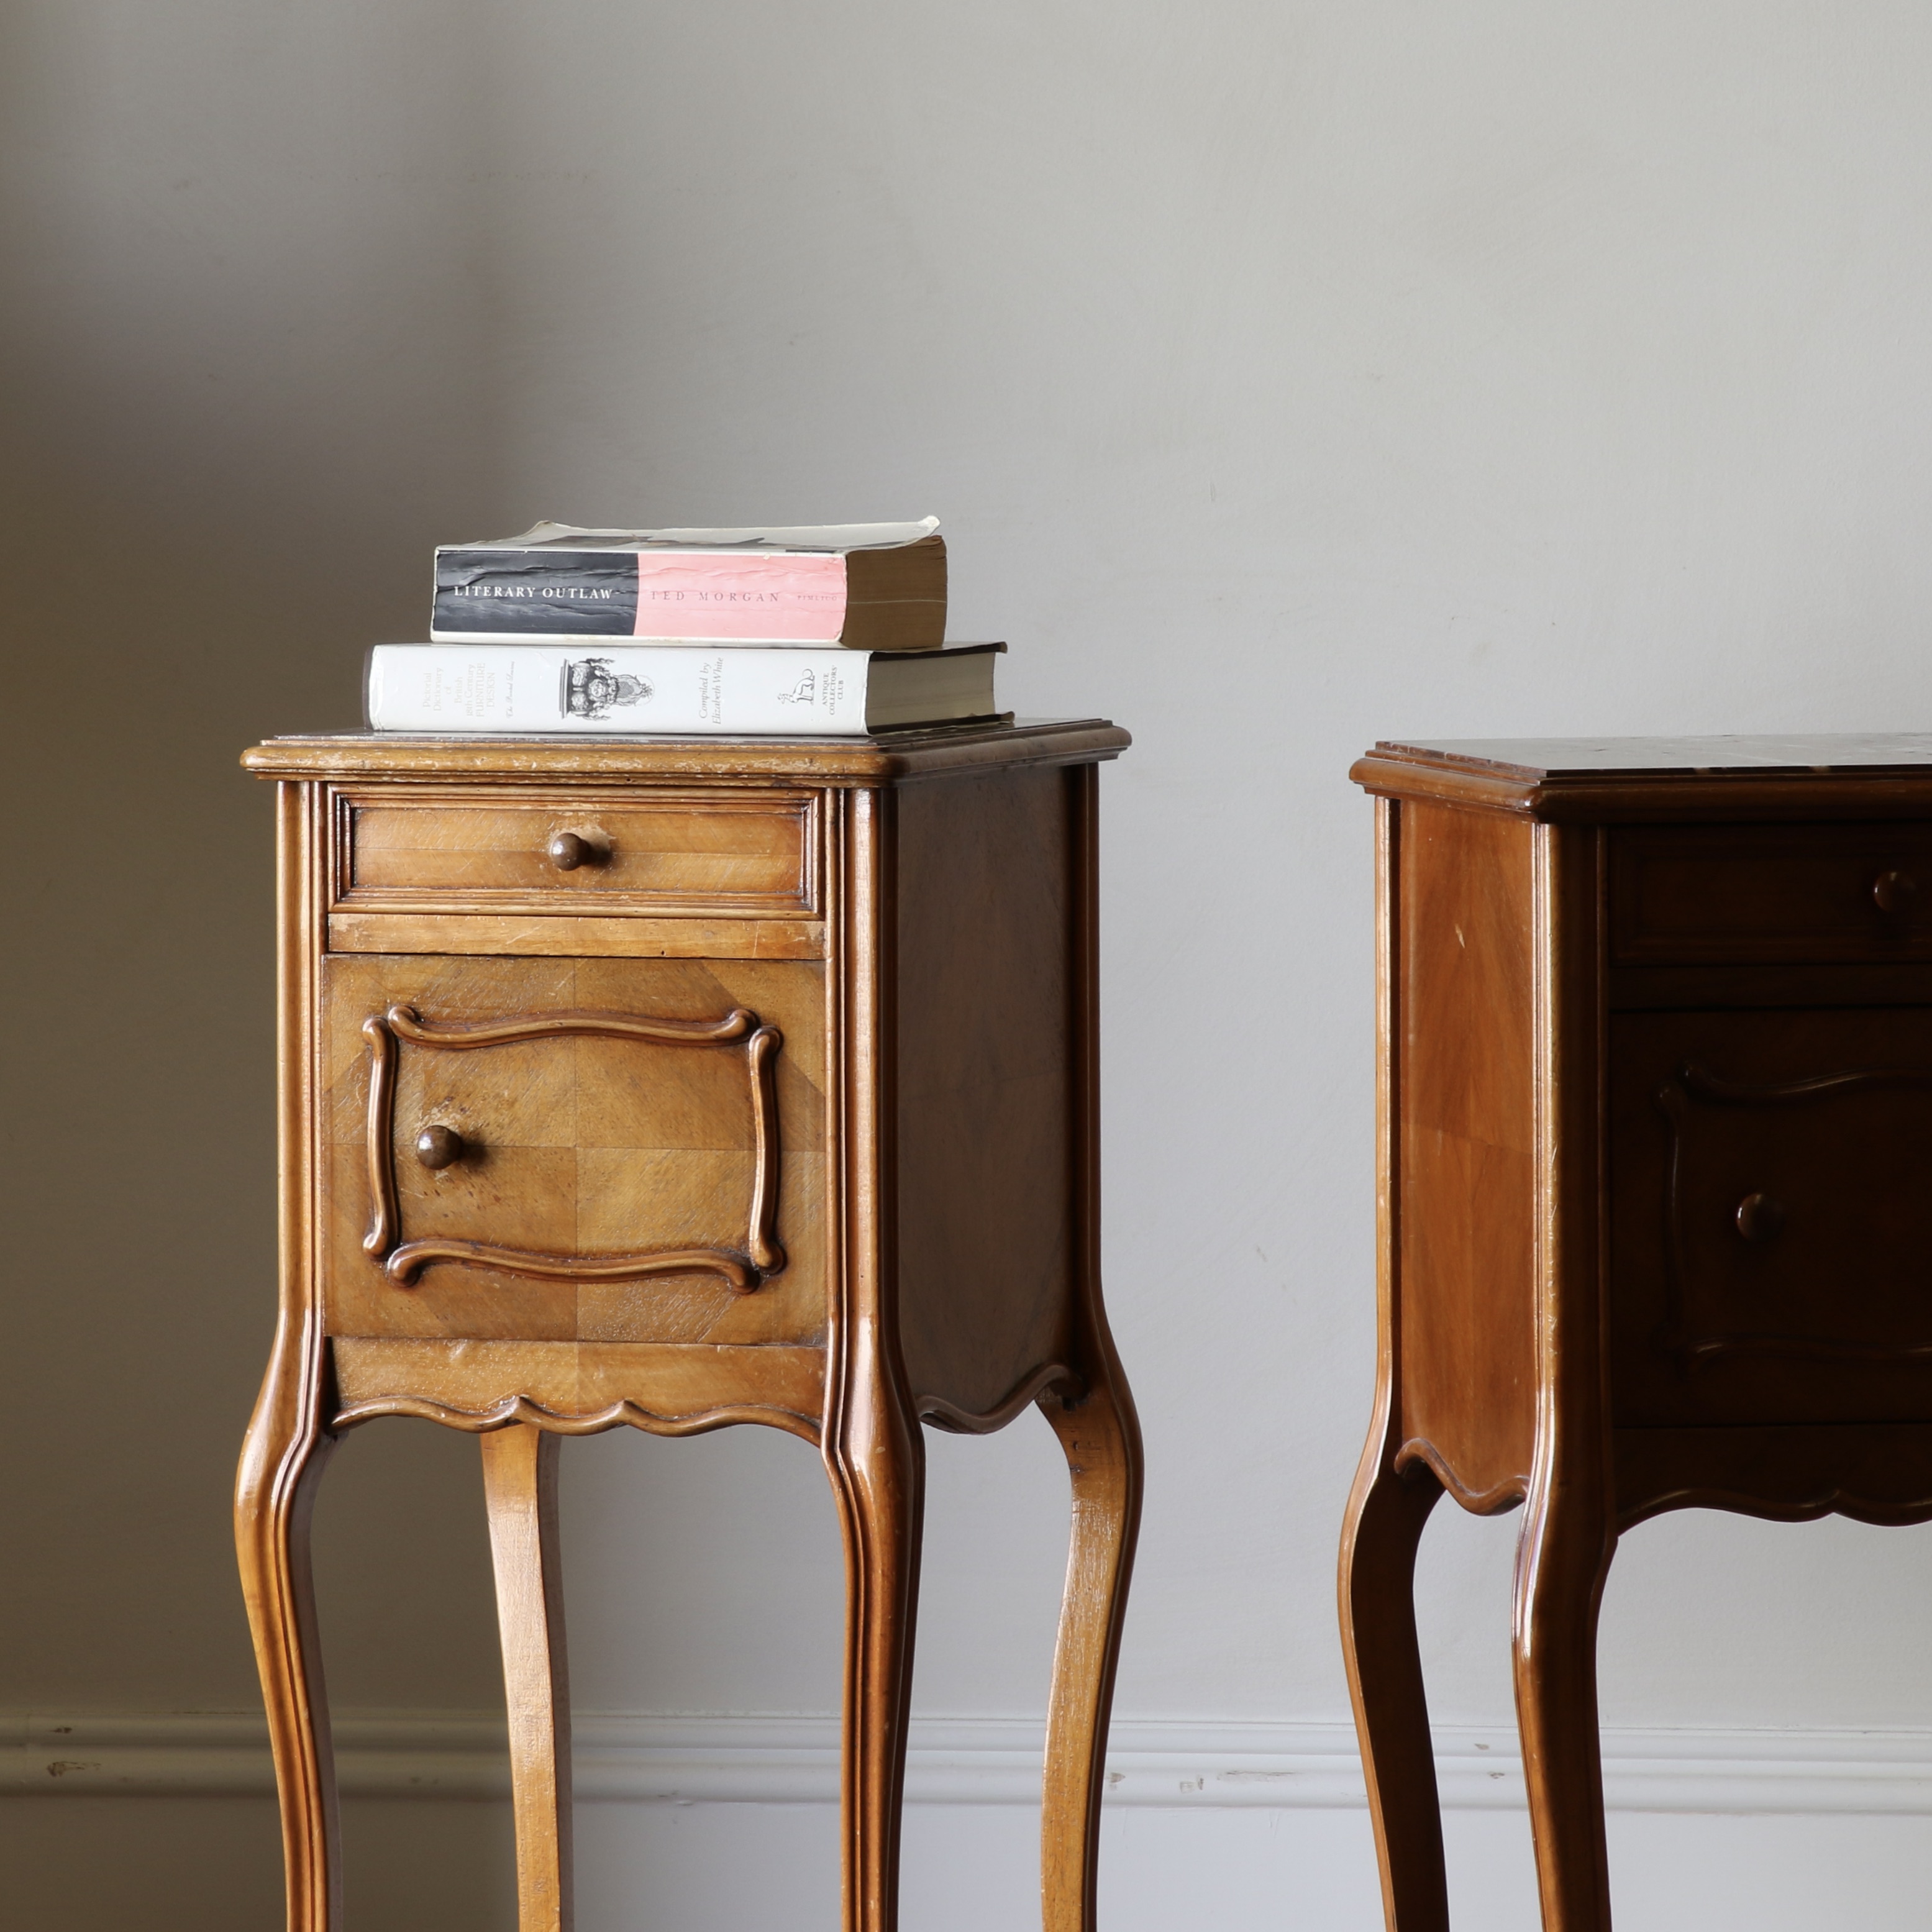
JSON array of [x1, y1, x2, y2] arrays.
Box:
[[1354, 734, 1932, 822], [244, 717, 1129, 787]]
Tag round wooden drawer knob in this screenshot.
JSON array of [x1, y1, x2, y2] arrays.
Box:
[[1873, 870, 1919, 914], [1734, 1192, 1785, 1243], [548, 831, 602, 872], [414, 1124, 467, 1170]]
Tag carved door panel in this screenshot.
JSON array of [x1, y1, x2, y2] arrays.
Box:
[[1610, 1006, 1932, 1426], [319, 954, 827, 1347]]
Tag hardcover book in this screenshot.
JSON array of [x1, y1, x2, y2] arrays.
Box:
[[367, 641, 1001, 737], [431, 517, 947, 652]]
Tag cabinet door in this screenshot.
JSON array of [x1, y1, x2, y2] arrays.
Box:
[[320, 954, 827, 1347], [1610, 1007, 1932, 1425]]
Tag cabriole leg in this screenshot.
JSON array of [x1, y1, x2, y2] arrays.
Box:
[[483, 1423, 573, 1932], [1512, 1465, 1616, 1932], [235, 1314, 340, 1932], [824, 1363, 926, 1932], [1339, 1438, 1449, 1932], [1038, 1342, 1142, 1932]]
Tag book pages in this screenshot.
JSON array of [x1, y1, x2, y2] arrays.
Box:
[[467, 516, 941, 553]]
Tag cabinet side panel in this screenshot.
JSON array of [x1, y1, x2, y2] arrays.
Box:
[[895, 766, 1076, 1419], [1397, 801, 1538, 1503]]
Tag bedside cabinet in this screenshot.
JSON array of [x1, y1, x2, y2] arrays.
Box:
[[235, 722, 1141, 1932], [1340, 736, 1932, 1932]]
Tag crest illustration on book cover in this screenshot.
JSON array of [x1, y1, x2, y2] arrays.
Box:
[[562, 657, 654, 719], [775, 669, 816, 706]]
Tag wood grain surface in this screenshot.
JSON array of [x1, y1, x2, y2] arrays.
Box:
[[242, 718, 1130, 786], [482, 1426, 573, 1932], [894, 765, 1077, 1426], [237, 719, 1137, 1932], [1346, 739, 1932, 1932], [819, 781, 926, 1932], [1510, 823, 1616, 1932], [1609, 1007, 1932, 1426], [340, 790, 818, 918], [319, 955, 827, 1347], [1036, 760, 1142, 1932], [235, 781, 342, 1932], [1615, 1422, 1932, 1530], [330, 1338, 827, 1439], [1354, 742, 1932, 825], [1339, 797, 1450, 1932], [327, 911, 824, 959], [1610, 822, 1932, 964], [1393, 800, 1537, 1510]]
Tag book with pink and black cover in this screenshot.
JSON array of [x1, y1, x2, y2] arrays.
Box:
[[432, 517, 946, 652]]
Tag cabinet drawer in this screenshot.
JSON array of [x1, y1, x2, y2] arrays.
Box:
[[334, 790, 818, 917], [319, 954, 828, 1349], [1610, 1006, 1932, 1425], [1611, 824, 1932, 964]]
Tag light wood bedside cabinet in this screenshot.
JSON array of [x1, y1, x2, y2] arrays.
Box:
[[235, 721, 1141, 1932], [1341, 735, 1932, 1932]]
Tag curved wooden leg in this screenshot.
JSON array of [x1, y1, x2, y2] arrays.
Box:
[[824, 1358, 926, 1932], [235, 1313, 340, 1932], [483, 1424, 573, 1932], [1512, 1465, 1616, 1932], [1340, 1436, 1448, 1932], [1037, 1345, 1142, 1932]]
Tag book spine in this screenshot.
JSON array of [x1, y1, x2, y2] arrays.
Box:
[[431, 549, 849, 642], [367, 645, 872, 735]]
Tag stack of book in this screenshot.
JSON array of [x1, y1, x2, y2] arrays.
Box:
[[365, 517, 1005, 737]]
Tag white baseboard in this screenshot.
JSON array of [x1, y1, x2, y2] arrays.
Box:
[[5, 1711, 1932, 1816]]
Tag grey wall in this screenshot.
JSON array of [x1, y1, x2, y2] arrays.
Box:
[[7, 1, 1932, 1926]]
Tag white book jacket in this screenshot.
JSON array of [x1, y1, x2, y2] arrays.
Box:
[[367, 644, 875, 736]]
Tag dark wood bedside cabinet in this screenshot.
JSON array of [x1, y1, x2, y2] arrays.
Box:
[[235, 722, 1141, 1932], [1339, 736, 1932, 1932]]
